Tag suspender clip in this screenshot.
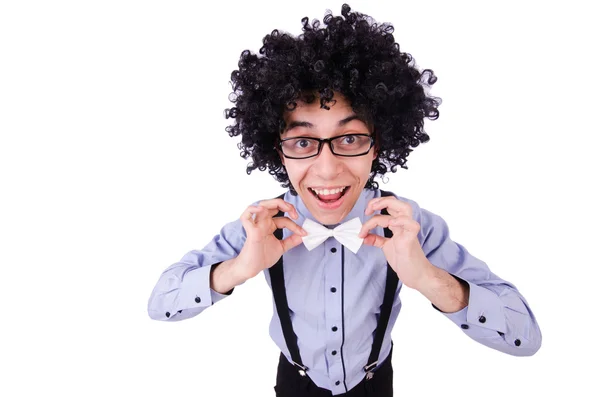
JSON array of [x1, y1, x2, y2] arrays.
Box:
[[292, 360, 309, 376], [364, 361, 378, 380]]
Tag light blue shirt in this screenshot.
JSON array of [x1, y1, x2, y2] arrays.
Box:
[[147, 187, 542, 395]]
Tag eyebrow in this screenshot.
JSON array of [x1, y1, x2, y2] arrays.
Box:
[[285, 120, 314, 131], [284, 114, 362, 132]]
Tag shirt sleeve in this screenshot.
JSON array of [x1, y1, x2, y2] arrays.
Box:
[[410, 198, 542, 357], [147, 216, 248, 322]]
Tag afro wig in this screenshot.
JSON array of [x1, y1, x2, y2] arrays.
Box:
[[225, 3, 441, 195]]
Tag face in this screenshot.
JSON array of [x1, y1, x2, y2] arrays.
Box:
[[278, 92, 377, 226]]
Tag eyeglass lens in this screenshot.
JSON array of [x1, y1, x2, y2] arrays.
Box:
[[281, 134, 372, 158]]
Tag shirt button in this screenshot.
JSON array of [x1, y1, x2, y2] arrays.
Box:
[[332, 350, 337, 355], [195, 296, 201, 303], [332, 326, 338, 332], [478, 315, 486, 323], [330, 287, 337, 293], [330, 247, 337, 253], [165, 311, 170, 318], [514, 339, 521, 346], [335, 381, 340, 386], [460, 324, 469, 329]]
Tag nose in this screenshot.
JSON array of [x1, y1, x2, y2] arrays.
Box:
[[313, 142, 343, 178]]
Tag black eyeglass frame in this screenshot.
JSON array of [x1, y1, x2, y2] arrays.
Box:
[[277, 133, 375, 159]]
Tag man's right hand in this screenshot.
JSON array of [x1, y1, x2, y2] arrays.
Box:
[[236, 198, 307, 280]]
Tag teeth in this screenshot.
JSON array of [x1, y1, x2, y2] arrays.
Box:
[[310, 187, 346, 195]]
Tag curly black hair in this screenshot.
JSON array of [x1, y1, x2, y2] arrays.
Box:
[[224, 3, 441, 195]]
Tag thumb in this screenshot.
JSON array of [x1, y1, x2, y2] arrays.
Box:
[[282, 233, 304, 253]]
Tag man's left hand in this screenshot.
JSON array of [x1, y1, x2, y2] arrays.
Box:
[[358, 196, 434, 290]]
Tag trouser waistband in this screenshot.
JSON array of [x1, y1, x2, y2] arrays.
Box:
[[274, 346, 394, 397]]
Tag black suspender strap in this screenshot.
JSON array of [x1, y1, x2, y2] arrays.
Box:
[[269, 193, 308, 376], [363, 189, 399, 380]]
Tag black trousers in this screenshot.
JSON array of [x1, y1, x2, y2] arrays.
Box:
[[273, 348, 393, 397]]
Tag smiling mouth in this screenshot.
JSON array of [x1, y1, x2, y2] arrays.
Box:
[[308, 186, 350, 203]]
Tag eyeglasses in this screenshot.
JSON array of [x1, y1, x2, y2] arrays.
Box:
[[278, 133, 375, 159]]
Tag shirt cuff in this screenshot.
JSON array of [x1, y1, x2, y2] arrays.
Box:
[[432, 275, 507, 334], [179, 262, 233, 309]]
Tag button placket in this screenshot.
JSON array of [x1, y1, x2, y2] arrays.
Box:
[[324, 241, 344, 386]]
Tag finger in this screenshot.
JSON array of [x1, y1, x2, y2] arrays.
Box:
[[359, 214, 415, 238], [364, 197, 409, 217], [364, 197, 384, 216], [240, 205, 266, 234], [256, 198, 299, 220], [254, 203, 298, 226], [257, 198, 296, 215], [273, 216, 308, 236], [358, 214, 394, 238], [241, 205, 265, 222], [365, 196, 412, 217], [281, 233, 305, 253], [362, 232, 387, 249], [389, 217, 420, 234]]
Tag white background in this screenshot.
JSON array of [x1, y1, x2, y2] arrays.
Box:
[[1, 0, 598, 396]]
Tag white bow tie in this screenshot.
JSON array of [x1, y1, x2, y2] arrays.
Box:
[[301, 217, 364, 254]]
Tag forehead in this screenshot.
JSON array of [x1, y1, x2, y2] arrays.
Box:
[[281, 99, 369, 137], [283, 96, 352, 120]]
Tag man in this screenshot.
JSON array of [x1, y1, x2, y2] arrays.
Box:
[[147, 4, 542, 396]]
